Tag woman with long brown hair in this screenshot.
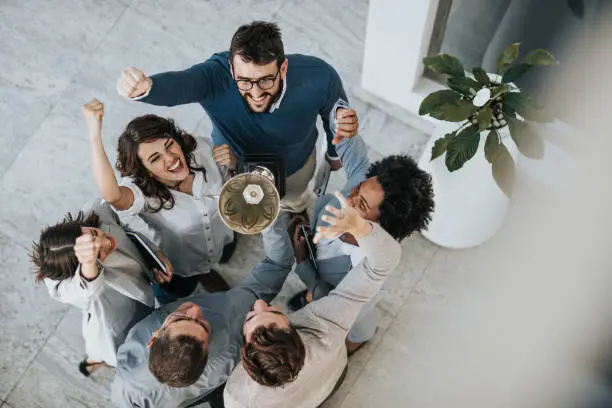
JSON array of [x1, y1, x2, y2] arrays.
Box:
[[82, 98, 235, 298]]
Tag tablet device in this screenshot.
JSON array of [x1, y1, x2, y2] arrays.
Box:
[[125, 231, 167, 276], [300, 224, 319, 273]]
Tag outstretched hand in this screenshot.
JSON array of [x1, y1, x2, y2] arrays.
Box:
[[313, 192, 372, 244]]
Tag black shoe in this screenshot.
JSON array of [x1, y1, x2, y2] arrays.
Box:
[[219, 234, 237, 264], [78, 360, 108, 377], [288, 289, 310, 312], [199, 269, 231, 292]]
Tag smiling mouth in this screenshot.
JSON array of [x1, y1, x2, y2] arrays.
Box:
[[167, 159, 184, 173], [104, 236, 116, 253], [248, 94, 269, 105]]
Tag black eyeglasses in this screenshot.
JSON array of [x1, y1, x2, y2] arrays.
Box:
[[234, 71, 280, 91]]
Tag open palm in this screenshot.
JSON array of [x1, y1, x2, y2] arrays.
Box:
[[314, 192, 370, 243]]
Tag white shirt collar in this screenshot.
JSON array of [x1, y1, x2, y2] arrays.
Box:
[[269, 76, 287, 113]]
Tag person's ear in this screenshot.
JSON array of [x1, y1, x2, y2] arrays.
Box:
[[280, 59, 288, 80], [147, 330, 160, 349], [228, 58, 234, 78]]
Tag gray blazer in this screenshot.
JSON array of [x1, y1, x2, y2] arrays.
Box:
[[43, 199, 156, 366], [110, 216, 295, 408]]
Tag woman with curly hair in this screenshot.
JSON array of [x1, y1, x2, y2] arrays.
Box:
[[82, 98, 235, 298]]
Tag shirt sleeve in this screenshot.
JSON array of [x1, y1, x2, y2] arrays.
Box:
[[112, 179, 146, 218], [319, 63, 349, 159], [334, 135, 371, 183], [44, 262, 105, 310], [303, 223, 401, 334], [135, 59, 223, 107]]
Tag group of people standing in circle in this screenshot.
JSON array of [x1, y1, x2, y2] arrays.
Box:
[[30, 21, 436, 408]]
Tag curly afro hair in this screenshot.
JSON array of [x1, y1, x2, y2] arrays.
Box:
[[366, 154, 434, 241]]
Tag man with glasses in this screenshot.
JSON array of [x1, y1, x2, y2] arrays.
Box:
[[110, 216, 295, 408], [116, 21, 359, 214]]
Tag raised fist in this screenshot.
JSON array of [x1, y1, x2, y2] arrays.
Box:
[[81, 98, 104, 138], [117, 67, 152, 99]]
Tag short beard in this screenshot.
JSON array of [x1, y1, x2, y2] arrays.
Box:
[[242, 80, 283, 113]]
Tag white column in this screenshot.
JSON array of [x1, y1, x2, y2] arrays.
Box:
[[357, 0, 443, 133]]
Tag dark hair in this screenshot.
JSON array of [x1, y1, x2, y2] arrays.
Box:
[[149, 330, 209, 387], [229, 21, 285, 68], [116, 115, 205, 212], [366, 154, 435, 241], [30, 211, 101, 283], [240, 324, 306, 387]]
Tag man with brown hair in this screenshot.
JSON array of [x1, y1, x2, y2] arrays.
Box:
[[110, 215, 295, 408], [117, 20, 359, 213], [224, 194, 403, 407]]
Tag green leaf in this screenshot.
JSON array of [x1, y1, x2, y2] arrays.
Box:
[[502, 63, 531, 83], [448, 77, 480, 96], [445, 125, 480, 172], [504, 93, 554, 123], [490, 143, 516, 197], [420, 90, 475, 122], [523, 49, 558, 66], [484, 130, 500, 163], [430, 99, 476, 122], [472, 67, 490, 86], [476, 106, 493, 131], [419, 90, 462, 115], [502, 100, 517, 119], [423, 54, 465, 78], [503, 92, 528, 112], [508, 119, 545, 159], [431, 132, 455, 160], [491, 84, 512, 100], [497, 42, 520, 73]]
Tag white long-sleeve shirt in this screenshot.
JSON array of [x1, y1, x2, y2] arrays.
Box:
[[115, 137, 233, 277]]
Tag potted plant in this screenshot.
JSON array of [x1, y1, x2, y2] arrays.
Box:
[[417, 43, 558, 248]]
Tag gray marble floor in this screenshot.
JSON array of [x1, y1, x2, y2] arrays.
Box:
[[0, 0, 442, 407]]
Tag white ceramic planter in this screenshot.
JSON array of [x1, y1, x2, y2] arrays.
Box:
[[418, 121, 519, 249]]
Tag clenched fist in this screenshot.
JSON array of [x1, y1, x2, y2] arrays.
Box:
[[333, 108, 359, 144], [74, 233, 101, 266], [117, 67, 152, 99], [212, 144, 237, 170], [81, 98, 104, 139]]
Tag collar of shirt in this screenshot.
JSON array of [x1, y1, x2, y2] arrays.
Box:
[[269, 76, 287, 113]]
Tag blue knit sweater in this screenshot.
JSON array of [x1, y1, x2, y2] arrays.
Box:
[[139, 52, 348, 176]]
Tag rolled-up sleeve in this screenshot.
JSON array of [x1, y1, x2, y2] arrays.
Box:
[[113, 179, 146, 218]]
